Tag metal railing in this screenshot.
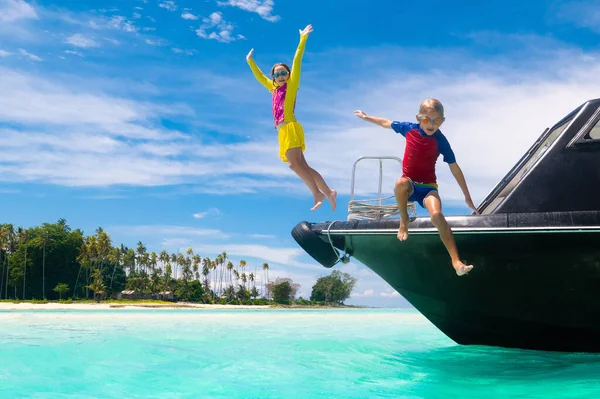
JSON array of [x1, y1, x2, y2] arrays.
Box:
[[348, 156, 417, 221]]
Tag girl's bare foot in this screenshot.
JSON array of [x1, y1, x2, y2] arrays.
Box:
[[397, 219, 409, 241], [327, 190, 337, 212], [453, 260, 474, 276], [311, 192, 327, 211]]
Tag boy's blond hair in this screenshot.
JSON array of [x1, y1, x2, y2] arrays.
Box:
[[419, 98, 444, 116]]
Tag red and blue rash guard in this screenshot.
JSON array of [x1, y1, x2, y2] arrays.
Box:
[[391, 121, 456, 184]]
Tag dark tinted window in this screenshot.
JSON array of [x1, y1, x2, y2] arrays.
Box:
[[584, 118, 600, 140]]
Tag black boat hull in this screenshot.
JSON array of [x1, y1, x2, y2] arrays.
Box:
[[294, 212, 600, 352], [293, 99, 600, 352]]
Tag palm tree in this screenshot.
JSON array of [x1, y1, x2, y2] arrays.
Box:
[[108, 246, 122, 291], [149, 251, 158, 292], [239, 260, 246, 290], [262, 263, 269, 298], [0, 224, 15, 299], [85, 234, 97, 299], [241, 272, 247, 292], [170, 252, 177, 279], [192, 254, 201, 282], [210, 258, 217, 300], [163, 262, 172, 292], [226, 261, 234, 295], [249, 272, 255, 297], [96, 228, 112, 277], [0, 226, 4, 299], [181, 249, 193, 286], [124, 247, 136, 276], [87, 268, 106, 302], [74, 236, 91, 299], [202, 264, 210, 293], [5, 225, 16, 299], [177, 252, 187, 282], [214, 254, 222, 297], [136, 241, 147, 276], [159, 250, 169, 281], [219, 251, 228, 296], [201, 257, 211, 293], [20, 228, 29, 300]]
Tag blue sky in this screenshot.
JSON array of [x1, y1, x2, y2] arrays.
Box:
[[1, 0, 599, 307]]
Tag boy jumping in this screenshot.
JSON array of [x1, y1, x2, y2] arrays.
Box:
[[354, 98, 477, 276]]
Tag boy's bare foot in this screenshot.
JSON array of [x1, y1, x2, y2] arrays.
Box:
[[453, 260, 473, 276], [327, 190, 337, 212], [397, 219, 409, 241], [311, 192, 327, 211]]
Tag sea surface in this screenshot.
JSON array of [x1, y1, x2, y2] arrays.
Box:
[[1, 308, 599, 398]]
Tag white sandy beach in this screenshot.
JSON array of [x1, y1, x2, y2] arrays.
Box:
[[0, 302, 272, 310]]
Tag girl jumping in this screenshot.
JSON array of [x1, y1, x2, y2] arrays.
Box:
[[246, 24, 337, 212]]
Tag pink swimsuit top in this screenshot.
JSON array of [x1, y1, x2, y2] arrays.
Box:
[[272, 83, 287, 128]]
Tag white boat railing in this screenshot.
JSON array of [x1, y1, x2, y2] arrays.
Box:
[[348, 156, 417, 221]]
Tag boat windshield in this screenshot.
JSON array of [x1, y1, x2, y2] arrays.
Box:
[[584, 117, 600, 140], [480, 111, 577, 215]]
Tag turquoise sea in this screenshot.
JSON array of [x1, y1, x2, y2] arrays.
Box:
[[1, 308, 599, 398]]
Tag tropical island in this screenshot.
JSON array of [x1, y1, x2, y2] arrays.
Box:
[[0, 219, 361, 309]]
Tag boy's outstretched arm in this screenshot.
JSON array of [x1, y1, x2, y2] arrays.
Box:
[[354, 110, 392, 129], [449, 162, 479, 214]]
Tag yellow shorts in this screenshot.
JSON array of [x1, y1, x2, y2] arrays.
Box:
[[277, 121, 306, 162]]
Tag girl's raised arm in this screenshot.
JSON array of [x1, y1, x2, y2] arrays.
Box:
[[246, 48, 274, 92], [288, 24, 312, 89]]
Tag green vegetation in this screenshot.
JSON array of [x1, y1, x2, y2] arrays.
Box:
[[310, 270, 357, 305], [0, 220, 359, 307], [53, 283, 69, 300], [266, 277, 300, 304]]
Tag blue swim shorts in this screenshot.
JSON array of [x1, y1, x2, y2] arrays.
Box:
[[407, 181, 438, 208]]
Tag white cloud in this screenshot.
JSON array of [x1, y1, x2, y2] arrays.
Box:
[[192, 208, 222, 219], [172, 48, 195, 55], [90, 15, 138, 33], [111, 225, 230, 239], [0, 50, 10, 56], [0, 0, 37, 23], [0, 67, 210, 187], [557, 0, 600, 33], [2, 38, 600, 205], [352, 289, 374, 297], [65, 33, 99, 48], [145, 39, 163, 46], [64, 50, 84, 57], [93, 8, 119, 13], [249, 234, 276, 239], [195, 12, 245, 43], [380, 290, 400, 297], [181, 11, 198, 20], [276, 45, 600, 207], [188, 243, 317, 269], [217, 0, 279, 22], [0, 188, 20, 194], [132, 12, 141, 19], [158, 1, 177, 11], [18, 48, 41, 61]]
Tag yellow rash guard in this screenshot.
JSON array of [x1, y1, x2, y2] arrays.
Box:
[[247, 33, 308, 129], [247, 34, 309, 162]]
